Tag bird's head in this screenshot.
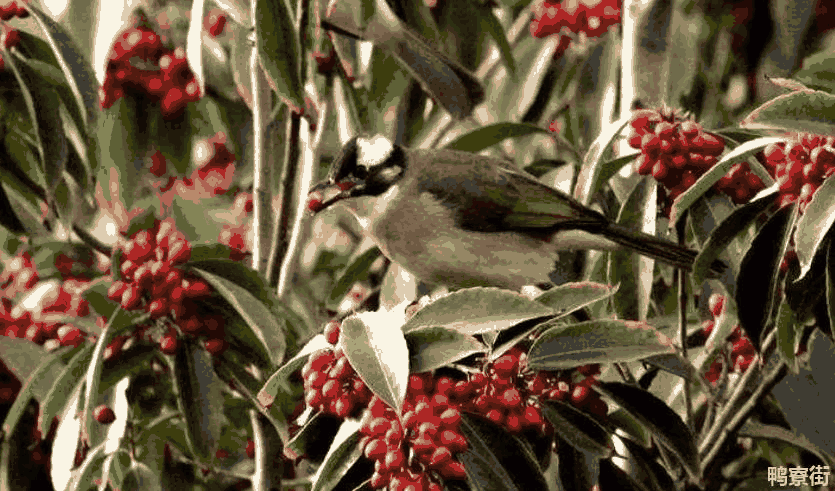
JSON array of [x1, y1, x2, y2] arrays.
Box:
[[308, 135, 407, 214]]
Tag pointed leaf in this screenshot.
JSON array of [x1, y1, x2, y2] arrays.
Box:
[[287, 413, 343, 463], [259, 335, 331, 408], [742, 89, 835, 135], [312, 428, 363, 491], [527, 320, 675, 370], [4, 53, 43, 170], [341, 313, 409, 412], [793, 51, 835, 94], [256, 0, 304, 108], [401, 287, 554, 335], [406, 326, 486, 372], [189, 243, 239, 262], [2, 347, 67, 435], [795, 174, 835, 281], [541, 400, 611, 458], [692, 185, 779, 286], [669, 137, 780, 224], [479, 8, 516, 77], [642, 353, 704, 385], [534, 282, 619, 315], [191, 268, 285, 366], [169, 339, 222, 464], [66, 442, 107, 491], [595, 382, 699, 481], [738, 420, 835, 469], [574, 116, 631, 205], [442, 123, 547, 153], [150, 111, 193, 175], [736, 205, 797, 350], [38, 344, 95, 437], [26, 4, 99, 129], [96, 97, 140, 211], [775, 299, 799, 374], [457, 413, 549, 491], [187, 258, 275, 307]]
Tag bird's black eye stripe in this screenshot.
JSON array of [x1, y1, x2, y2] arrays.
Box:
[[354, 165, 368, 179]]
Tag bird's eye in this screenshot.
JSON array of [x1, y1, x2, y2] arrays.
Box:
[[354, 165, 368, 179]]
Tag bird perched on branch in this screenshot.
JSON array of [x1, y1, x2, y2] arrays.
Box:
[[308, 135, 727, 290]]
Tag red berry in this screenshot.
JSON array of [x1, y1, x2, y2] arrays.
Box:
[[215, 449, 229, 460], [107, 281, 129, 301], [438, 460, 467, 480], [324, 320, 340, 345], [3, 28, 20, 50], [245, 439, 255, 459], [168, 241, 191, 265], [159, 332, 178, 355], [58, 326, 83, 347], [94, 405, 116, 424], [121, 286, 142, 310], [204, 338, 227, 355], [185, 279, 212, 298], [150, 151, 167, 177]]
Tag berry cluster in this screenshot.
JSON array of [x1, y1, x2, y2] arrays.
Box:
[[628, 108, 766, 214], [100, 24, 201, 119], [1, 281, 92, 349], [701, 294, 757, 384], [302, 321, 373, 417], [1, 252, 38, 299], [106, 220, 227, 356], [204, 9, 227, 38], [360, 384, 468, 490], [761, 135, 835, 213], [530, 0, 621, 39], [0, 1, 27, 71]]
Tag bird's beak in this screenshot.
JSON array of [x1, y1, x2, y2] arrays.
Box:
[[307, 180, 357, 214]]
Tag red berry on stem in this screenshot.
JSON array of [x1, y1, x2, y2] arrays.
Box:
[[708, 293, 725, 317], [204, 338, 227, 355]]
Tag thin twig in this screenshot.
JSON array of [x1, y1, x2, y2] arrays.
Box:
[[249, 409, 269, 491], [676, 215, 693, 432], [267, 113, 301, 289]]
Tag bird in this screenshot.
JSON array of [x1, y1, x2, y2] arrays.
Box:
[[308, 135, 728, 290]]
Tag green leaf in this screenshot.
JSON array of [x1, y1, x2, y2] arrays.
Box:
[[169, 339, 221, 464], [527, 319, 676, 371], [342, 314, 410, 412], [742, 89, 835, 135], [256, 0, 304, 109], [692, 185, 779, 286], [402, 287, 554, 335], [170, 195, 225, 244], [795, 174, 835, 281], [287, 413, 343, 463], [96, 97, 140, 211], [534, 281, 619, 315], [574, 116, 632, 205], [0, 183, 28, 235], [736, 205, 797, 350], [479, 7, 516, 77], [189, 243, 238, 262], [2, 347, 66, 435], [541, 400, 612, 458], [793, 51, 835, 94], [669, 137, 781, 223], [258, 336, 330, 409], [775, 300, 799, 374], [26, 4, 99, 130], [457, 413, 550, 490], [186, 258, 274, 307], [66, 442, 107, 491], [4, 53, 44, 175], [192, 268, 285, 366], [312, 428, 364, 491], [595, 382, 700, 481], [4, 129, 45, 191], [608, 177, 656, 321], [150, 111, 192, 175], [406, 326, 486, 372], [442, 123, 548, 153], [328, 247, 383, 306], [739, 420, 835, 469], [38, 344, 94, 437]]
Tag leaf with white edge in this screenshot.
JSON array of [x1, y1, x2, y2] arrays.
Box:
[[574, 115, 632, 205], [642, 353, 704, 386], [258, 335, 331, 409], [187, 0, 207, 96], [795, 175, 835, 282], [479, 8, 516, 77], [527, 320, 675, 371], [595, 382, 700, 481], [401, 287, 554, 335], [442, 123, 547, 153], [742, 89, 835, 135], [541, 400, 612, 458], [765, 77, 813, 92], [120, 461, 162, 491], [775, 300, 799, 374], [692, 185, 779, 286], [457, 413, 549, 491], [65, 442, 107, 491], [256, 0, 304, 109], [26, 4, 99, 129], [312, 426, 363, 491], [38, 344, 94, 437], [738, 420, 835, 469], [406, 326, 486, 373], [737, 205, 797, 350], [2, 347, 67, 435], [793, 51, 835, 94], [4, 53, 43, 170], [341, 312, 409, 412], [669, 136, 782, 224], [192, 269, 285, 366], [535, 282, 619, 315], [0, 336, 56, 384]]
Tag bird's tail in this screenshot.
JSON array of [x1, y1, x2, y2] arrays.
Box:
[[598, 222, 728, 278]]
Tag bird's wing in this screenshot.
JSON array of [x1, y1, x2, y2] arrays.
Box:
[[413, 150, 607, 236]]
